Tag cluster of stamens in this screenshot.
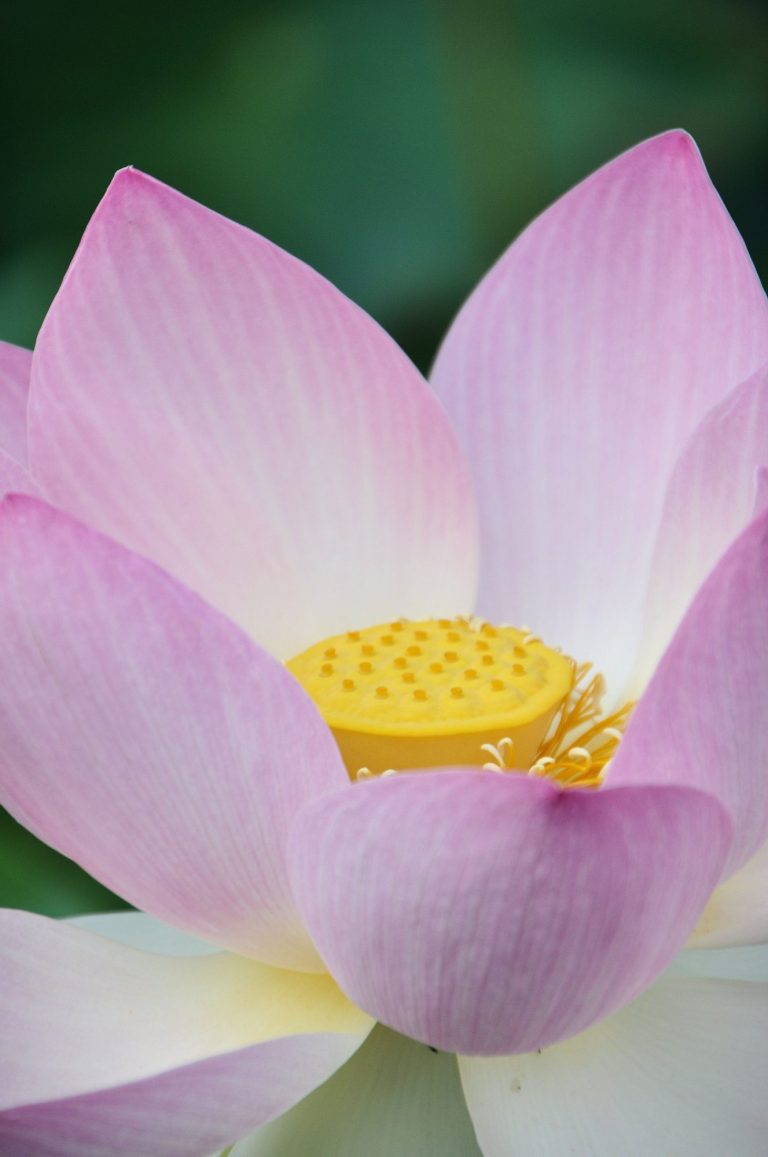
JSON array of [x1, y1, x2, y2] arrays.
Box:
[[481, 661, 635, 789]]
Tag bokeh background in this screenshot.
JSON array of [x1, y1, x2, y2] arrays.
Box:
[[2, 0, 767, 916]]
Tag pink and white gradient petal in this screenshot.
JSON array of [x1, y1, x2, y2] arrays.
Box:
[[688, 837, 768, 949], [431, 131, 768, 694], [0, 910, 372, 1157], [610, 507, 768, 875], [0, 340, 31, 465], [459, 974, 768, 1156], [0, 497, 349, 969], [233, 1024, 482, 1157], [288, 770, 730, 1056], [29, 170, 477, 659], [633, 360, 768, 690]]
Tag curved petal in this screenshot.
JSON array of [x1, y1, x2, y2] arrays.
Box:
[[29, 169, 477, 658], [232, 1024, 481, 1157], [459, 974, 768, 1156], [0, 340, 31, 465], [687, 837, 768, 949], [0, 497, 349, 969], [0, 450, 39, 498], [288, 770, 730, 1055], [610, 507, 768, 875], [431, 131, 768, 693], [0, 910, 372, 1157], [633, 361, 768, 689]]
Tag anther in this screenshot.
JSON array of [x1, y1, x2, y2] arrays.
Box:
[[362, 644, 375, 656], [491, 678, 505, 692], [381, 634, 395, 645], [375, 686, 389, 699], [429, 662, 444, 674], [394, 657, 408, 669], [407, 645, 422, 656], [342, 678, 355, 691], [402, 672, 416, 683], [450, 686, 464, 699], [444, 651, 458, 662], [324, 647, 338, 659], [359, 661, 372, 674], [413, 688, 428, 701], [464, 668, 478, 680], [321, 662, 334, 676]]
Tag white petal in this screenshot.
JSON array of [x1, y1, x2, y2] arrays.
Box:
[[232, 1024, 481, 1157], [460, 974, 768, 1156]]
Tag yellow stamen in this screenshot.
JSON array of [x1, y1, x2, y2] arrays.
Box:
[[526, 662, 635, 789]]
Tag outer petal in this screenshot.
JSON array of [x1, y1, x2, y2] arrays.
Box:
[[0, 497, 349, 968], [459, 975, 768, 1156], [754, 464, 768, 515], [0, 340, 31, 465], [233, 1024, 482, 1157], [0, 910, 372, 1157], [687, 838, 768, 949], [29, 169, 477, 658], [431, 131, 768, 692], [288, 770, 729, 1055], [633, 361, 768, 689], [610, 507, 768, 875], [0, 451, 39, 498]]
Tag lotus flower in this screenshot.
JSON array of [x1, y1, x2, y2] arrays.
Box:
[[1, 130, 767, 1156]]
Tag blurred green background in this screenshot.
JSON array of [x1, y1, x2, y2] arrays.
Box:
[[1, 0, 767, 916]]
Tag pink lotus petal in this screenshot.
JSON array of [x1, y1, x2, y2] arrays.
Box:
[[754, 465, 768, 516], [688, 837, 768, 949], [459, 973, 768, 1156], [0, 340, 31, 465], [0, 910, 372, 1157], [288, 770, 729, 1055], [0, 497, 350, 969], [610, 507, 768, 875], [0, 451, 39, 499], [29, 170, 477, 658], [633, 361, 768, 689], [431, 131, 768, 693]]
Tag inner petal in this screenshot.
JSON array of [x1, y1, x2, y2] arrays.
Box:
[[288, 617, 575, 777]]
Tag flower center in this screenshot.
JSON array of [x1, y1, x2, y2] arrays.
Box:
[[287, 615, 605, 780]]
